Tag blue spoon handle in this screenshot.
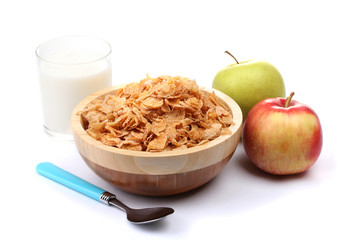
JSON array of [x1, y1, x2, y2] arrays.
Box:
[[36, 162, 106, 202]]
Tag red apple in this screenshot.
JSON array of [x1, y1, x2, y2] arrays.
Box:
[[242, 92, 322, 175]]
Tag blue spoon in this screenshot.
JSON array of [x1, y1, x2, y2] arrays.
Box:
[[36, 162, 174, 224]]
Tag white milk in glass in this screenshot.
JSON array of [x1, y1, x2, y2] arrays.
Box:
[[38, 51, 111, 137]]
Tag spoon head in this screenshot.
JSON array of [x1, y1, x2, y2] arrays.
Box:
[[127, 207, 174, 224]]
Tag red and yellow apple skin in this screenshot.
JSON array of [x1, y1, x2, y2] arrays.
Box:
[[242, 94, 322, 175]]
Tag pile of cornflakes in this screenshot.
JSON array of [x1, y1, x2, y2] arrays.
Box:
[[80, 75, 233, 152]]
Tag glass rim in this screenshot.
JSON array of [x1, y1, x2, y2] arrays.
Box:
[[35, 35, 112, 65]]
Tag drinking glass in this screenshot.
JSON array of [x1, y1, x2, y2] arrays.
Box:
[[36, 36, 112, 140]]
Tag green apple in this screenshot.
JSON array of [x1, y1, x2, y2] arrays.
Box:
[[212, 51, 286, 120]]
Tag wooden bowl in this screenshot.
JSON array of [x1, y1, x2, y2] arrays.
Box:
[[71, 85, 243, 196]]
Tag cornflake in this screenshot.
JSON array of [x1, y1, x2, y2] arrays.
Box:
[[80, 75, 233, 152]]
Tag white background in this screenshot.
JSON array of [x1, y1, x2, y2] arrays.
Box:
[[1, 0, 355, 239]]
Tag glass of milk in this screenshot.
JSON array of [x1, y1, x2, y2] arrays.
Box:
[[36, 36, 112, 140]]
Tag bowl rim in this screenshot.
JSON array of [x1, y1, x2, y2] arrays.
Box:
[[71, 83, 243, 157]]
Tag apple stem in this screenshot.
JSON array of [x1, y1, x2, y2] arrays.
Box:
[[225, 50, 239, 64], [284, 92, 295, 108]]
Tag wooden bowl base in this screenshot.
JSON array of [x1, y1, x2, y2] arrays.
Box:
[[81, 152, 233, 196]]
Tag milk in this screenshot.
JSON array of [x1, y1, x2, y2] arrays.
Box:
[[38, 51, 111, 138]]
